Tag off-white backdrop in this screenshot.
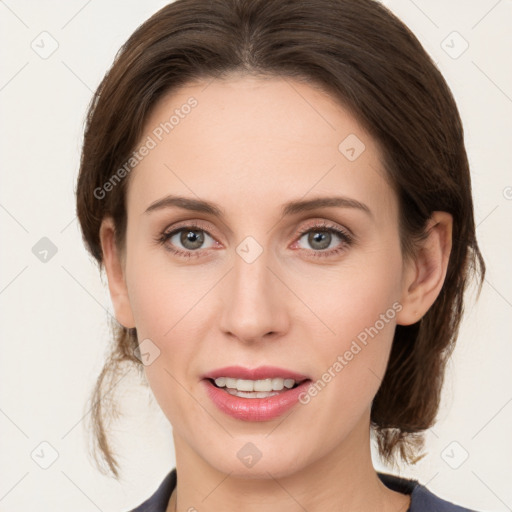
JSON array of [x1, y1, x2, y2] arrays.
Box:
[[0, 0, 511, 510]]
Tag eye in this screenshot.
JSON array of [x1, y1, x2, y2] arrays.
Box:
[[155, 219, 354, 259], [155, 221, 216, 258], [294, 221, 354, 258]]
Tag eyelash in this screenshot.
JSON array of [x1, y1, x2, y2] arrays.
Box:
[[155, 220, 354, 259]]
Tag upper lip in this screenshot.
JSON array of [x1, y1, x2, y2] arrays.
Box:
[[202, 365, 310, 382]]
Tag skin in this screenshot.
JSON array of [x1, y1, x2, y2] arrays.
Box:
[[99, 74, 452, 512]]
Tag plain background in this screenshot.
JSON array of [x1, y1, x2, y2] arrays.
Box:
[[0, 0, 511, 510]]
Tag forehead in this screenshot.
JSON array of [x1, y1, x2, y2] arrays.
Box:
[[126, 75, 396, 220]]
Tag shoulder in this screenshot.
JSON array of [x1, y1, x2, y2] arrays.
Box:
[[377, 471, 480, 512], [411, 483, 480, 512], [126, 469, 176, 512]]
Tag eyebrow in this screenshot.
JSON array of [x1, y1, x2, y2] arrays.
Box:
[[144, 194, 372, 219]]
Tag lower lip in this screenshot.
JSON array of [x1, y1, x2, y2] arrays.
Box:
[[202, 379, 312, 421]]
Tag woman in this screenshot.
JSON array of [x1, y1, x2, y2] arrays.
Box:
[[75, 0, 486, 510]]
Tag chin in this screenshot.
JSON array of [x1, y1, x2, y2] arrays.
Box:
[[203, 441, 308, 480]]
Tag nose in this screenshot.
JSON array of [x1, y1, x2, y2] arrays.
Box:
[[219, 246, 290, 344]]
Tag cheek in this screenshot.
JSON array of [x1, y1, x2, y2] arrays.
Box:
[[125, 242, 191, 339], [301, 250, 402, 398], [304, 247, 402, 341], [298, 296, 400, 437], [124, 248, 206, 419]]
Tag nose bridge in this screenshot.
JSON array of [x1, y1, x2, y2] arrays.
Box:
[[219, 236, 287, 342], [233, 242, 271, 298]]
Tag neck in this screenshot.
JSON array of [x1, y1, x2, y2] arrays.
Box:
[[168, 410, 410, 512]]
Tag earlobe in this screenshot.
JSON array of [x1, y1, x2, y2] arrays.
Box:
[[396, 211, 453, 326], [99, 217, 136, 329]]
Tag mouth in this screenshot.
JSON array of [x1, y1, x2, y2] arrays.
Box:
[[202, 373, 313, 421], [201, 365, 313, 420]]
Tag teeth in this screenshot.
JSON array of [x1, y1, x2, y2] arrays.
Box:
[[213, 377, 298, 392]]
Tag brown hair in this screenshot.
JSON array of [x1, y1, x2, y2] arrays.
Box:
[[76, 0, 486, 478]]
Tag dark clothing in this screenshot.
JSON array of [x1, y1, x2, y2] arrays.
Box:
[[128, 468, 478, 512]]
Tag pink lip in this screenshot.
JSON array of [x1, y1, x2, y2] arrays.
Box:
[[201, 365, 310, 381], [202, 378, 312, 421]]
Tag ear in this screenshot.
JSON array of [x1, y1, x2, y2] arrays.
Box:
[[99, 217, 136, 329], [395, 211, 453, 326]]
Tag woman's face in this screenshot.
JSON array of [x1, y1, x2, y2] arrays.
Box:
[[114, 75, 415, 477]]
